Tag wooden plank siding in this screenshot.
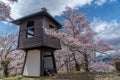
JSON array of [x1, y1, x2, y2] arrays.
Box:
[[18, 14, 61, 50]]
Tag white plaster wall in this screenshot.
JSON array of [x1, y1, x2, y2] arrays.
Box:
[[23, 50, 40, 77]]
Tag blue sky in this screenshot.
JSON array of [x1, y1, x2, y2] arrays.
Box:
[[55, 0, 120, 22], [0, 0, 120, 48], [0, 21, 18, 35], [78, 1, 120, 22]]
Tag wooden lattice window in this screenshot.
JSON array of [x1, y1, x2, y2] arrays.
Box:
[[26, 28, 34, 38], [26, 20, 35, 38]]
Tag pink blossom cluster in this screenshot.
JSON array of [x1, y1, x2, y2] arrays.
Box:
[[44, 6, 117, 72], [0, 0, 17, 20], [90, 61, 115, 72], [0, 1, 11, 20]]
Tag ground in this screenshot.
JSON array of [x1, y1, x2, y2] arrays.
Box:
[[0, 72, 120, 80]]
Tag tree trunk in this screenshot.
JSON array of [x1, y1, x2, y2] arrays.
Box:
[[73, 53, 80, 71], [1, 60, 10, 77], [64, 56, 70, 72], [75, 62, 80, 71], [84, 54, 89, 72], [115, 62, 120, 71], [84, 62, 89, 72]]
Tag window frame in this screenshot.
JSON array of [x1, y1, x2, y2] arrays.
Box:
[[26, 28, 34, 38], [26, 20, 35, 38]]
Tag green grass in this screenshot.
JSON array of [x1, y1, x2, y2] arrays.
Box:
[[0, 76, 22, 80], [0, 72, 120, 80]]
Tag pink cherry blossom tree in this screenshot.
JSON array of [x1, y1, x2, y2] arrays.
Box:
[[0, 0, 17, 21], [45, 6, 116, 72], [0, 24, 25, 77], [0, 1, 25, 77], [0, 0, 25, 77], [90, 61, 115, 72], [0, 32, 25, 77]]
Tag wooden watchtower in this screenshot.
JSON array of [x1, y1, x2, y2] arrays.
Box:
[[12, 8, 61, 77]]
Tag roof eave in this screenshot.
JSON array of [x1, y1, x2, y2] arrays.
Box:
[[11, 11, 62, 28]]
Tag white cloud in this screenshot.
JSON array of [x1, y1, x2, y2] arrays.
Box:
[[95, 0, 108, 6], [9, 0, 93, 19], [91, 18, 107, 33], [91, 18, 120, 48], [91, 18, 120, 40], [94, 0, 117, 6], [0, 0, 9, 3], [0, 0, 117, 19]]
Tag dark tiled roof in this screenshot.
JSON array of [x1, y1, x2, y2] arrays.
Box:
[[12, 10, 61, 27]]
